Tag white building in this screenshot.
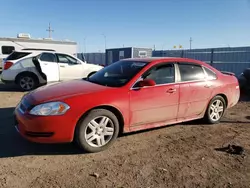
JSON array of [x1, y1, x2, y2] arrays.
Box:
[[0, 33, 77, 68]]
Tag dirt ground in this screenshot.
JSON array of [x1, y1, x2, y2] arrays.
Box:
[[0, 81, 250, 188]]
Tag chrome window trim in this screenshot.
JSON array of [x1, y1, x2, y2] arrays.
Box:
[[130, 62, 217, 90]]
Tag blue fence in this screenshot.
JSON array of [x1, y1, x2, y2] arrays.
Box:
[[77, 53, 106, 66], [153, 46, 250, 76]]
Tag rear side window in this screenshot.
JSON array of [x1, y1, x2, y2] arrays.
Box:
[[203, 67, 217, 80], [2, 46, 15, 55], [6, 52, 31, 60], [39, 53, 57, 62], [178, 63, 206, 82]]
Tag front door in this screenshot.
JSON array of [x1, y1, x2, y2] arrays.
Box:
[[37, 52, 59, 82], [56, 53, 84, 81], [130, 63, 179, 127], [176, 62, 213, 119]]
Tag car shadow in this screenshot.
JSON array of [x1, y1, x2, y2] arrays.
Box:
[[245, 116, 250, 120], [0, 107, 83, 158], [0, 105, 250, 158], [220, 120, 250, 124], [240, 93, 250, 101], [0, 82, 22, 92]]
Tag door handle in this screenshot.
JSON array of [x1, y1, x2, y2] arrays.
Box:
[[60, 65, 65, 68], [166, 88, 176, 93], [204, 84, 212, 88]]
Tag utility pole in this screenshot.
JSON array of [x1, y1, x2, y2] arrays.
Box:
[[46, 23, 54, 38], [189, 37, 193, 50]]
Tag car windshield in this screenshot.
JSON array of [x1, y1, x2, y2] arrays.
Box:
[[87, 60, 148, 87]]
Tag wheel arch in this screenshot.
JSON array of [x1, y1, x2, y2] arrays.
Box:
[[74, 105, 125, 138], [15, 71, 39, 84], [215, 93, 228, 108]]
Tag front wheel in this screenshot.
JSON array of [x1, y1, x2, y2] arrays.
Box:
[[75, 109, 119, 153], [204, 96, 226, 124]]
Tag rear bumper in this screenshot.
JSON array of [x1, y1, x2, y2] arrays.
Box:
[[1, 78, 15, 84]]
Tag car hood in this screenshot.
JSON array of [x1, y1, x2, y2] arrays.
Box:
[[27, 79, 108, 104], [86, 63, 103, 70]]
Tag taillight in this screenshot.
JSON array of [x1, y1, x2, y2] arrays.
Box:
[[4, 62, 13, 70]]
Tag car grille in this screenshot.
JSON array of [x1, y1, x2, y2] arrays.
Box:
[[25, 131, 54, 137]]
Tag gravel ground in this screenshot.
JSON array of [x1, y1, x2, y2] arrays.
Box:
[[0, 81, 250, 188]]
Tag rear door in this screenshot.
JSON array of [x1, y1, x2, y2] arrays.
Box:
[[38, 52, 59, 82], [56, 53, 84, 81], [176, 62, 213, 119]]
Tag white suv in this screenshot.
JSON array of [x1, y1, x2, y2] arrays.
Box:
[[1, 49, 103, 91]]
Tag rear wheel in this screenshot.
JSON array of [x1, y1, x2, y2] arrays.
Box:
[[17, 74, 38, 91], [204, 96, 226, 124], [75, 109, 119, 153]]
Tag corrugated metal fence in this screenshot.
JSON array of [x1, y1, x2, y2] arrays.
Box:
[[153, 46, 250, 76], [77, 53, 106, 66]]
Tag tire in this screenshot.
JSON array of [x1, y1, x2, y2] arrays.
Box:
[[17, 74, 38, 91], [243, 68, 250, 81], [87, 72, 96, 78], [75, 109, 120, 153], [204, 95, 226, 124]]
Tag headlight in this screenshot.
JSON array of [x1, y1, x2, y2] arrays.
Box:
[[29, 102, 70, 116]]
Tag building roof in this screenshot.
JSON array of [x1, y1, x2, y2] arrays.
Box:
[[0, 37, 77, 45]]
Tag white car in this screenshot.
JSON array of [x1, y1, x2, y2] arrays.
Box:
[[1, 49, 103, 91]]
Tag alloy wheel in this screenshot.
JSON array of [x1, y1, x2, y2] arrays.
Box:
[[84, 116, 115, 147], [209, 99, 224, 121], [20, 77, 35, 90]]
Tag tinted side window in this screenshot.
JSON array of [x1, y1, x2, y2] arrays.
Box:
[[2, 46, 15, 55], [57, 54, 78, 64], [203, 67, 217, 80], [40, 53, 57, 62], [143, 63, 175, 85], [6, 52, 30, 60], [178, 63, 205, 82]]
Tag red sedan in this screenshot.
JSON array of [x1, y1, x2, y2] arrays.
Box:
[[14, 57, 240, 153]]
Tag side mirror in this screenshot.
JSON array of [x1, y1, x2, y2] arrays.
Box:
[[137, 79, 156, 87]]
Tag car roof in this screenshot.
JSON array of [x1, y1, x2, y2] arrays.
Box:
[[121, 57, 219, 73], [13, 50, 71, 56], [122, 57, 203, 63], [14, 50, 48, 54]]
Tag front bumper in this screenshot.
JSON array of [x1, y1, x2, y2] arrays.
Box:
[[14, 107, 75, 144]]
